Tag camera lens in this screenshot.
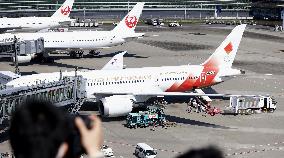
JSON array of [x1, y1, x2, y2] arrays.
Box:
[[65, 114, 92, 158]]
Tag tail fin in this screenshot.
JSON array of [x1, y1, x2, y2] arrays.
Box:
[[102, 51, 127, 70], [201, 24, 246, 68], [112, 2, 145, 34], [51, 0, 74, 18]]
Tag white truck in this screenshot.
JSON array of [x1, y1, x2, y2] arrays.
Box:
[[225, 96, 277, 115], [101, 145, 114, 157]]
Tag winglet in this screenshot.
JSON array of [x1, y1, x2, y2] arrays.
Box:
[[51, 0, 74, 18], [102, 51, 127, 70], [201, 24, 246, 68], [112, 2, 145, 35]]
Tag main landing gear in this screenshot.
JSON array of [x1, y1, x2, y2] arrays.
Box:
[[69, 50, 84, 58], [89, 50, 101, 56]]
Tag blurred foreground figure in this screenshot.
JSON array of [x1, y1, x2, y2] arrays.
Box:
[[177, 146, 224, 158], [9, 100, 103, 158]]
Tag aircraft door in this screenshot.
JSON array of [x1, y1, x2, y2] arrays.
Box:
[[155, 75, 161, 88], [110, 36, 115, 44], [200, 72, 206, 84]]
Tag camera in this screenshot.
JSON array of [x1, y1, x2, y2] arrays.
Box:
[[65, 114, 92, 158]]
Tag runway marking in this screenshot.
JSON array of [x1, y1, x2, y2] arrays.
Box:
[[225, 140, 284, 157]]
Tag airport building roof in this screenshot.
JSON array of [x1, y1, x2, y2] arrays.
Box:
[[0, 0, 251, 12]]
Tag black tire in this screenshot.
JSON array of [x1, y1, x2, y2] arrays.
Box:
[[269, 109, 275, 113]]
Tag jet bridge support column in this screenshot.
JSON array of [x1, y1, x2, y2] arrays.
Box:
[[0, 75, 87, 125], [13, 35, 20, 75]]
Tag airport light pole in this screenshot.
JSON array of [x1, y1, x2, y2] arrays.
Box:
[[83, 7, 86, 22], [236, 2, 239, 19], [214, 6, 217, 19], [277, 5, 284, 31], [281, 7, 284, 31], [127, 1, 130, 13], [184, 2, 187, 20], [200, 3, 202, 20]]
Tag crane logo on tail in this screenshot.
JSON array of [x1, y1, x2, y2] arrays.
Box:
[[61, 6, 71, 15], [125, 15, 138, 28]]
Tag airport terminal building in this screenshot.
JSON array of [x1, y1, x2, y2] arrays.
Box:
[[0, 0, 283, 20], [0, 0, 251, 11], [0, 0, 251, 19]]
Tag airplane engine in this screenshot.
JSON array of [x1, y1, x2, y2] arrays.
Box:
[[99, 95, 135, 117], [13, 55, 32, 63], [12, 54, 36, 63]]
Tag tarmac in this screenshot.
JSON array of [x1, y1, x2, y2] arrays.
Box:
[[0, 24, 283, 158]]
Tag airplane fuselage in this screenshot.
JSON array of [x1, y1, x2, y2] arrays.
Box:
[[6, 65, 223, 100], [15, 31, 132, 50], [0, 17, 72, 32]]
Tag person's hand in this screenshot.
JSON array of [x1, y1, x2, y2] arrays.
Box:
[[75, 115, 103, 157]]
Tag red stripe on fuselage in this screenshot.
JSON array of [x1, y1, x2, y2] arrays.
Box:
[[192, 66, 219, 88], [165, 66, 219, 92], [165, 83, 180, 92]]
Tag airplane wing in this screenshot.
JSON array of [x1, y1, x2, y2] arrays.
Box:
[[123, 33, 145, 41], [101, 51, 126, 70], [58, 19, 75, 25], [37, 28, 50, 33], [0, 27, 27, 33]]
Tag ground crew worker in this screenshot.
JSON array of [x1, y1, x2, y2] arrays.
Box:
[[186, 98, 192, 113]]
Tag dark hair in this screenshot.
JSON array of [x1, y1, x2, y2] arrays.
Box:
[[176, 146, 224, 158], [9, 100, 69, 158]]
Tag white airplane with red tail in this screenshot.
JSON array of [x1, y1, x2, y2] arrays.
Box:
[[5, 24, 247, 117], [0, 0, 74, 33], [9, 2, 145, 62]]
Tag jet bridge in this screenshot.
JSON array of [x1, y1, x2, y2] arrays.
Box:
[[0, 75, 87, 125], [0, 35, 44, 63]]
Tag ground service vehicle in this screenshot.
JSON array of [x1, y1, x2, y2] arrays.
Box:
[[134, 143, 157, 158], [156, 19, 164, 25], [226, 96, 277, 114], [126, 107, 166, 128], [101, 145, 114, 157], [168, 21, 182, 27], [146, 18, 158, 26]]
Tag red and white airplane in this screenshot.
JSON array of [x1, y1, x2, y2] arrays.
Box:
[[5, 24, 246, 117], [0, 0, 74, 33]]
